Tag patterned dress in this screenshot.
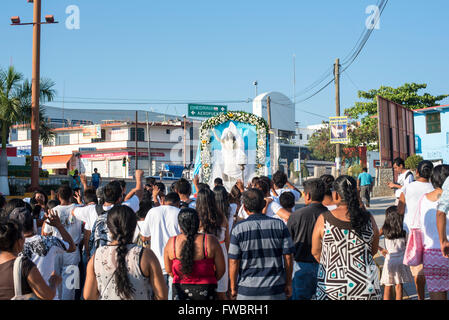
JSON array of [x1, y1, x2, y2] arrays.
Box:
[[315, 211, 381, 300]]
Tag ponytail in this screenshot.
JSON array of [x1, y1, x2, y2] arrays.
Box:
[[178, 208, 200, 277], [334, 176, 370, 236], [106, 205, 137, 299]]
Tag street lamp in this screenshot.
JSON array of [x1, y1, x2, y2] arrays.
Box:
[[11, 0, 58, 192]]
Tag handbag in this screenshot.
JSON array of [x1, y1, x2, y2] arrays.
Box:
[[403, 195, 425, 266], [11, 256, 39, 300]]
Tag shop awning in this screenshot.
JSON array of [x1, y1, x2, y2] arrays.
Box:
[[42, 155, 72, 170]]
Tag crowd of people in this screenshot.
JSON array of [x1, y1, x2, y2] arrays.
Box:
[[1, 158, 449, 301]]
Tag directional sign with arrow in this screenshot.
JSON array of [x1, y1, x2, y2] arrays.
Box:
[[188, 104, 228, 118]]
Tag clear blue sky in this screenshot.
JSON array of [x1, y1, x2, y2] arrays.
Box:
[[1, 0, 448, 126]]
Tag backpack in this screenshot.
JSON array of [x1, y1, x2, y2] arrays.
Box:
[[88, 205, 110, 257], [11, 256, 38, 300], [405, 171, 414, 181], [179, 199, 195, 209]]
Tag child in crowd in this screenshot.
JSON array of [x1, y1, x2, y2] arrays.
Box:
[[276, 192, 295, 224], [378, 206, 413, 300]]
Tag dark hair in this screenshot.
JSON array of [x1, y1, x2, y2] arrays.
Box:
[[417, 160, 433, 180], [431, 165, 449, 189], [106, 205, 137, 300], [32, 189, 48, 205], [136, 200, 152, 220], [254, 179, 270, 196], [197, 183, 210, 192], [259, 176, 272, 188], [117, 180, 126, 190], [74, 169, 79, 175], [47, 200, 60, 210], [0, 218, 23, 252], [242, 188, 266, 213], [4, 199, 26, 216], [251, 176, 260, 186], [280, 192, 295, 210], [155, 182, 166, 194], [0, 194, 6, 209], [214, 186, 230, 224], [58, 185, 73, 202], [382, 206, 406, 240], [84, 187, 98, 204], [103, 181, 123, 204], [320, 174, 335, 197], [333, 175, 370, 236], [178, 208, 200, 277], [196, 188, 223, 237], [393, 157, 405, 168], [229, 185, 242, 204], [145, 177, 156, 186], [214, 177, 223, 186], [164, 192, 180, 206], [303, 178, 325, 202], [175, 178, 192, 196], [272, 170, 288, 188], [362, 168, 368, 172]]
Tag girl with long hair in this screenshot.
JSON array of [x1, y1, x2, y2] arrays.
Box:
[[311, 175, 381, 300], [164, 208, 225, 300], [378, 206, 413, 300], [83, 205, 167, 300]]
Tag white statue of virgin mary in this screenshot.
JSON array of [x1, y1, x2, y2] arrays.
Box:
[[213, 122, 247, 183]]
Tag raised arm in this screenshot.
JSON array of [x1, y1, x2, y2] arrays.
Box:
[[45, 209, 76, 253], [124, 169, 144, 202]]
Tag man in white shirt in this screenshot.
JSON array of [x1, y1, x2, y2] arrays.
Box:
[[388, 157, 414, 204], [43, 185, 83, 300], [140, 192, 181, 300]]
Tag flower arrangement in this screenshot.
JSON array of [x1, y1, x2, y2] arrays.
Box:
[[199, 111, 269, 183]]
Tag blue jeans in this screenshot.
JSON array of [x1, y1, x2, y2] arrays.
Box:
[[164, 274, 173, 300], [292, 261, 319, 300]]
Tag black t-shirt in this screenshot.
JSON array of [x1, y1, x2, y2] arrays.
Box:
[[0, 256, 35, 300], [287, 203, 329, 263]]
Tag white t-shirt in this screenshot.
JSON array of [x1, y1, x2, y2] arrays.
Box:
[[271, 188, 302, 202], [72, 204, 97, 231], [420, 195, 449, 250], [123, 195, 140, 213], [237, 198, 281, 220], [395, 170, 414, 198], [402, 181, 434, 233], [139, 205, 181, 274], [23, 235, 69, 286]]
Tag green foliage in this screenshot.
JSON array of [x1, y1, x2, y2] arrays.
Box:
[[307, 122, 336, 162], [405, 154, 424, 170], [301, 160, 309, 178], [344, 83, 449, 151]]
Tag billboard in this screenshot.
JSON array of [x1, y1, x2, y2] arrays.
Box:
[[329, 116, 349, 144], [82, 125, 101, 138], [377, 96, 415, 168]]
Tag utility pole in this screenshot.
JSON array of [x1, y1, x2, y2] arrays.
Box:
[[293, 54, 302, 185], [334, 58, 341, 176], [183, 115, 187, 168], [146, 111, 151, 176], [135, 110, 138, 171], [30, 0, 42, 191], [267, 96, 275, 173]]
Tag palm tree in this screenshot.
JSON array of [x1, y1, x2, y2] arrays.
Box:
[[0, 66, 56, 195]]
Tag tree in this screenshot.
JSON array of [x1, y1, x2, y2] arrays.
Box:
[[307, 122, 336, 162], [0, 66, 56, 195], [345, 83, 449, 150]]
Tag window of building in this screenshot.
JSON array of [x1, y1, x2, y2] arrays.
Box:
[[307, 134, 310, 140], [426, 112, 441, 134], [91, 129, 106, 143], [299, 134, 303, 140], [166, 129, 171, 135], [55, 133, 70, 145], [130, 128, 145, 141]]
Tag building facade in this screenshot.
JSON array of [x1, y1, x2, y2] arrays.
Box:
[[9, 119, 200, 179], [414, 104, 449, 164]]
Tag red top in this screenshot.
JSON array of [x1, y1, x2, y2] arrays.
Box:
[[171, 234, 217, 285]]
